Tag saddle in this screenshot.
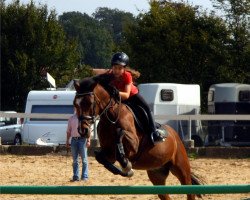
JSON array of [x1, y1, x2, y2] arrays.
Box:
[[98, 82, 164, 135], [123, 101, 161, 135]]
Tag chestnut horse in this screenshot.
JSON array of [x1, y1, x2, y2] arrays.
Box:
[[73, 76, 202, 200]]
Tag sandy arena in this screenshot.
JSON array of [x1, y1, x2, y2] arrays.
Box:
[[0, 154, 249, 200]]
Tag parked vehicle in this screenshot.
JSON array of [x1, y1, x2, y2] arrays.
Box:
[[207, 83, 250, 146], [0, 111, 22, 145], [138, 83, 204, 146], [21, 90, 75, 145]]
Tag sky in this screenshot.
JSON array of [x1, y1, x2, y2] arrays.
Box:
[[5, 0, 214, 16]]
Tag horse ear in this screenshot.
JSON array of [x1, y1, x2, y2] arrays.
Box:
[[73, 80, 80, 92]]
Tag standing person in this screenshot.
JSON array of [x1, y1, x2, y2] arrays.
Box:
[[66, 111, 90, 181], [108, 52, 166, 144]]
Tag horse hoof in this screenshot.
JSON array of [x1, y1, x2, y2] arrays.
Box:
[[122, 161, 132, 173], [94, 150, 101, 156], [126, 169, 134, 177]]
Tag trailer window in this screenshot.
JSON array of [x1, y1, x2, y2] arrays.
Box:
[[31, 105, 74, 121], [239, 90, 250, 101], [161, 89, 174, 101]]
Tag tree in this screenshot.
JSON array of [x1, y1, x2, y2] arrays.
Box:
[[1, 0, 80, 111], [93, 7, 136, 50], [59, 11, 114, 68], [126, 2, 229, 82], [125, 1, 231, 111], [212, 0, 250, 83]]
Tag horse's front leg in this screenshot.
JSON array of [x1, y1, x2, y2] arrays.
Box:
[[115, 128, 133, 174], [94, 150, 134, 177]]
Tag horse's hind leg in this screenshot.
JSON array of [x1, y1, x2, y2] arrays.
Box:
[[147, 162, 172, 200], [170, 154, 195, 200]]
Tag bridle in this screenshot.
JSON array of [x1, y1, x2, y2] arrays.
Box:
[[75, 90, 121, 127], [75, 92, 96, 124]]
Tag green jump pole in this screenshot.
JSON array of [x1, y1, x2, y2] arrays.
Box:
[[0, 185, 250, 195]]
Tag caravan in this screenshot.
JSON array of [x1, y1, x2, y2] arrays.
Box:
[[207, 83, 250, 145], [22, 90, 75, 145], [138, 83, 203, 146]]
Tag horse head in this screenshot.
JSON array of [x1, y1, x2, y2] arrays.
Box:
[[73, 78, 97, 138], [73, 75, 119, 138]]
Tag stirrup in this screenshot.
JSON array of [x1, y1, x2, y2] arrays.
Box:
[[157, 129, 166, 136], [151, 131, 165, 145]]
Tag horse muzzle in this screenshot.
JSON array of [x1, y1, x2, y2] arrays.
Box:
[[78, 126, 90, 138], [77, 115, 94, 138]]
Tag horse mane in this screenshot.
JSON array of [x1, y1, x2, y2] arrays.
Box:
[[76, 74, 118, 101], [93, 74, 120, 101], [77, 77, 97, 93], [93, 73, 113, 87]]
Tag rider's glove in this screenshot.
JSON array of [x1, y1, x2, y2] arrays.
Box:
[[111, 87, 120, 102]]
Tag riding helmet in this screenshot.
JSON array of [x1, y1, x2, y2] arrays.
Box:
[[111, 52, 129, 67]]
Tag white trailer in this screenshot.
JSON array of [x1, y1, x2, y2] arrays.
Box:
[[138, 83, 203, 146], [207, 83, 250, 146], [22, 83, 203, 146], [22, 90, 75, 145]]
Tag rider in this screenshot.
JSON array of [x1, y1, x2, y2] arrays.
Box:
[[109, 52, 165, 144]]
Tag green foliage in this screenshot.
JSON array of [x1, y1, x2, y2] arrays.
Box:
[[1, 0, 249, 114], [72, 64, 93, 79], [125, 1, 249, 111], [1, 0, 79, 111], [127, 3, 227, 81], [212, 0, 250, 83], [188, 152, 198, 159], [93, 7, 136, 50], [59, 11, 114, 68]]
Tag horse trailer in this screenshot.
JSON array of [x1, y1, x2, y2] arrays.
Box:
[[138, 83, 204, 146], [22, 90, 75, 145], [207, 83, 250, 146]]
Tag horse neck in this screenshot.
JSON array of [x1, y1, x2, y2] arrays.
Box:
[[94, 84, 114, 113]]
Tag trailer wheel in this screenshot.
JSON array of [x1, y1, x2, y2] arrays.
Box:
[[14, 134, 22, 145], [192, 135, 203, 147]]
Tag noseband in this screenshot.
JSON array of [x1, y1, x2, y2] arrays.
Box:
[[75, 92, 96, 123]]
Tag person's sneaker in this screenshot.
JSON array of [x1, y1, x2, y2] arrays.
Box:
[[70, 179, 80, 182], [70, 177, 80, 182], [151, 130, 166, 144]]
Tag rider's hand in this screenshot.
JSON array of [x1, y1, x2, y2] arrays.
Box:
[[111, 87, 120, 101]]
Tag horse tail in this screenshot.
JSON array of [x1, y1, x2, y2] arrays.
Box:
[[191, 172, 206, 198]]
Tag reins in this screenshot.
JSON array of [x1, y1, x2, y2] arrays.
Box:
[[104, 94, 121, 124], [75, 88, 121, 125]]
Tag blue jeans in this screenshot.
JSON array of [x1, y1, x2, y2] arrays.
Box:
[[71, 137, 88, 180]]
